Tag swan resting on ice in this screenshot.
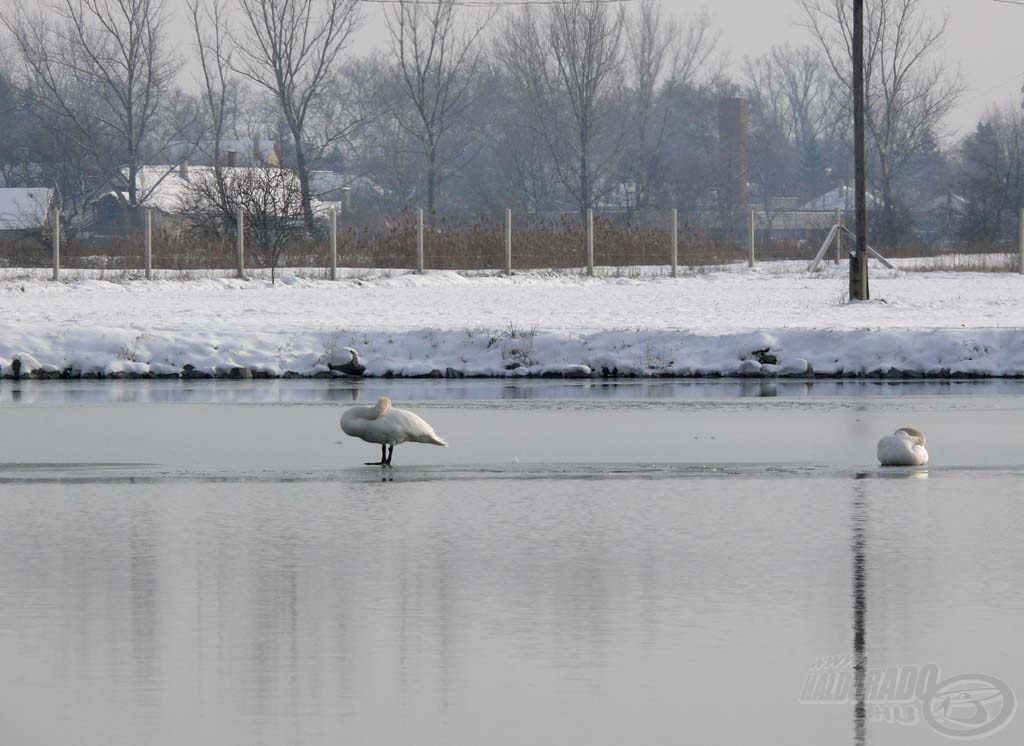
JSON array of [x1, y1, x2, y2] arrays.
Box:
[[340, 397, 447, 466], [877, 427, 929, 466]]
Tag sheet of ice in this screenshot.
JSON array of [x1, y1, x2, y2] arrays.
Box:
[[2, 263, 1023, 377]]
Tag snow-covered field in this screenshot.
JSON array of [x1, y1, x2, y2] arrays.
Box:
[[3, 261, 1024, 378]]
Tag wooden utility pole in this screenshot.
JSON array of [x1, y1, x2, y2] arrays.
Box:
[[835, 208, 843, 264], [851, 0, 869, 300]]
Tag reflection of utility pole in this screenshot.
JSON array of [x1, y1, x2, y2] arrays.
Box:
[[851, 0, 869, 300], [851, 481, 867, 746]]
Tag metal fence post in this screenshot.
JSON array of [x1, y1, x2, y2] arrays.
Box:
[[51, 207, 60, 281], [330, 208, 338, 281], [671, 208, 678, 278], [1019, 207, 1023, 275], [586, 208, 594, 276], [237, 206, 245, 280], [505, 208, 512, 275], [416, 208, 425, 273], [748, 208, 756, 268], [144, 207, 152, 279]]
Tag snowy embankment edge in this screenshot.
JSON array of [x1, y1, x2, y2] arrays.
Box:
[[2, 326, 1023, 380]]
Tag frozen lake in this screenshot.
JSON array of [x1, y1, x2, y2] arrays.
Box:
[[1, 381, 1022, 744]]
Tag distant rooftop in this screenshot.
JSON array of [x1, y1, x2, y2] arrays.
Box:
[[800, 186, 882, 212]]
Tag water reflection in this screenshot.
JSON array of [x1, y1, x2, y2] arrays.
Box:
[[852, 482, 868, 746], [2, 471, 1023, 745], [875, 469, 929, 480], [3, 377, 1024, 407]]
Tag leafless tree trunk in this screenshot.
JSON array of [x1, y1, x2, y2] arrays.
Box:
[[3, 0, 182, 215], [499, 0, 627, 220], [384, 0, 490, 219], [232, 0, 362, 231], [799, 0, 963, 241], [189, 0, 235, 217], [619, 1, 720, 218]]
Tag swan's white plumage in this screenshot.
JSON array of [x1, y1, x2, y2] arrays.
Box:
[[340, 397, 447, 448], [877, 427, 928, 466]]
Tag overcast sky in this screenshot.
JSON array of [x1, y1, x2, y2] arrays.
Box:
[[694, 0, 1024, 135], [344, 0, 1015, 136], [157, 0, 1022, 137]]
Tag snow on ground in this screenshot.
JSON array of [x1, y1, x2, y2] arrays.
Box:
[[2, 261, 1024, 378]]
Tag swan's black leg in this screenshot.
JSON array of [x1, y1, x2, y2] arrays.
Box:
[[385, 445, 394, 466], [365, 444, 387, 466]]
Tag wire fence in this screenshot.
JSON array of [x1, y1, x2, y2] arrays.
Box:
[[1, 207, 1021, 279]]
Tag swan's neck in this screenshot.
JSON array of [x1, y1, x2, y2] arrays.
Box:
[[897, 428, 926, 447], [372, 398, 392, 418]]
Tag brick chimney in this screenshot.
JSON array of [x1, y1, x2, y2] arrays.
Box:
[[718, 97, 749, 238]]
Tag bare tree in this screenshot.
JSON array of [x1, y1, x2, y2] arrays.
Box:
[[798, 0, 963, 240], [0, 69, 38, 188], [492, 112, 564, 214], [2, 0, 183, 214], [232, 0, 362, 231], [743, 44, 846, 208], [181, 166, 306, 283], [189, 1, 234, 164], [957, 104, 1024, 244], [188, 0, 235, 217], [743, 45, 840, 157], [618, 2, 720, 217], [667, 7, 724, 90], [499, 0, 628, 219], [383, 0, 490, 218]]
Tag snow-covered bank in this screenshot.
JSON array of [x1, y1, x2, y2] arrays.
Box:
[[3, 264, 1024, 379]]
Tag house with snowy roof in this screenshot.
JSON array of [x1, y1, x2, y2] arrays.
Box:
[[799, 185, 883, 213], [166, 135, 280, 168], [85, 163, 351, 237]]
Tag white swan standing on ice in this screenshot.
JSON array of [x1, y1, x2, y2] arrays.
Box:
[[877, 427, 929, 466], [340, 397, 447, 466]]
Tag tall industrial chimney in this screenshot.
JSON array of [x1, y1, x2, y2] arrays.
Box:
[[718, 97, 749, 240]]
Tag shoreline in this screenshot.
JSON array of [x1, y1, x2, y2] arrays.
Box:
[[6, 265, 1024, 381], [4, 326, 1024, 380]]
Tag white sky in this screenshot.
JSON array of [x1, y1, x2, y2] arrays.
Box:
[[346, 0, 1024, 135], [689, 0, 1024, 135], [155, 0, 1024, 137]]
